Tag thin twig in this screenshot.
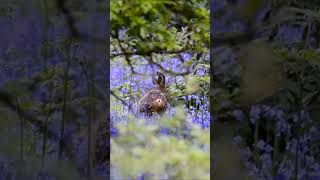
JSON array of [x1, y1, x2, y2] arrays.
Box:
[[110, 90, 134, 113], [116, 39, 136, 73], [148, 55, 191, 76]]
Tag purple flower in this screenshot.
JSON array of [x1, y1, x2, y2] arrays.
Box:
[[265, 144, 273, 153], [256, 140, 266, 151], [250, 105, 261, 124], [275, 109, 286, 121], [309, 176, 320, 180], [233, 136, 242, 145], [277, 25, 304, 44], [232, 109, 246, 122], [276, 117, 291, 137], [300, 110, 311, 123], [274, 173, 289, 180]]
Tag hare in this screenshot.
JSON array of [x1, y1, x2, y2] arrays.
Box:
[[138, 71, 168, 116]]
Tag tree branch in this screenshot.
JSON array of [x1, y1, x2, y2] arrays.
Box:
[[116, 40, 136, 74], [110, 48, 189, 58], [147, 55, 191, 76], [110, 90, 134, 113]]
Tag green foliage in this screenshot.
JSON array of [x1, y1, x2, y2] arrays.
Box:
[[275, 46, 320, 65], [111, 107, 210, 180], [233, 42, 286, 105], [110, 0, 210, 109], [185, 74, 209, 95], [238, 0, 265, 19], [111, 0, 209, 53]]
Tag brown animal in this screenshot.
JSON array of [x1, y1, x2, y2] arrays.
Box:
[[138, 71, 168, 116]]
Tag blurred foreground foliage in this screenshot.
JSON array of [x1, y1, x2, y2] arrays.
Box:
[[0, 0, 108, 179], [111, 107, 210, 180], [213, 0, 320, 179]]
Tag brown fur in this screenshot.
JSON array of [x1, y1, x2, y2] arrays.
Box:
[[138, 72, 168, 116]]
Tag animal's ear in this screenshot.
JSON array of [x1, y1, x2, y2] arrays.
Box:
[[157, 71, 165, 85]]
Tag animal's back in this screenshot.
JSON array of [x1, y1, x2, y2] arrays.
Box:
[[139, 89, 167, 116]]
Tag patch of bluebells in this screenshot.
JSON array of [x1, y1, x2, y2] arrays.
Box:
[[214, 1, 320, 179], [211, 0, 247, 35], [232, 109, 246, 122], [111, 51, 210, 122], [110, 53, 210, 142], [0, 7, 110, 179], [233, 104, 320, 179], [161, 58, 187, 73], [110, 31, 209, 180], [184, 94, 210, 128], [276, 25, 304, 45]]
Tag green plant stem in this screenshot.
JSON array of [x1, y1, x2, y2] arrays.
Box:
[[42, 0, 49, 65], [40, 0, 52, 168], [15, 97, 24, 180], [42, 84, 55, 166], [254, 119, 260, 168], [58, 38, 72, 159], [272, 132, 279, 176], [79, 61, 95, 179], [16, 98, 24, 162], [294, 74, 303, 180]]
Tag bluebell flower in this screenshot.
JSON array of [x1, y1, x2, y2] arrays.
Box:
[[260, 153, 272, 171], [233, 135, 242, 145], [309, 176, 320, 180], [274, 173, 289, 180], [275, 109, 286, 122], [265, 144, 273, 153], [276, 117, 291, 137], [250, 105, 261, 124], [256, 140, 266, 151], [232, 109, 245, 121], [277, 25, 304, 44]]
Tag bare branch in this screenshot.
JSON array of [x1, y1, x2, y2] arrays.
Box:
[[147, 55, 191, 76], [55, 0, 79, 37], [110, 90, 134, 113], [116, 40, 136, 74], [110, 48, 189, 58]]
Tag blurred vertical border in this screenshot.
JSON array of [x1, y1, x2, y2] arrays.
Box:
[[0, 0, 110, 179]]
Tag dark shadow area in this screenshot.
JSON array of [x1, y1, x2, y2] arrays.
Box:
[[0, 0, 109, 179], [212, 0, 320, 179]]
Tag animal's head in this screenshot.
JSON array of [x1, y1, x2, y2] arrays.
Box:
[[153, 71, 166, 91]]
